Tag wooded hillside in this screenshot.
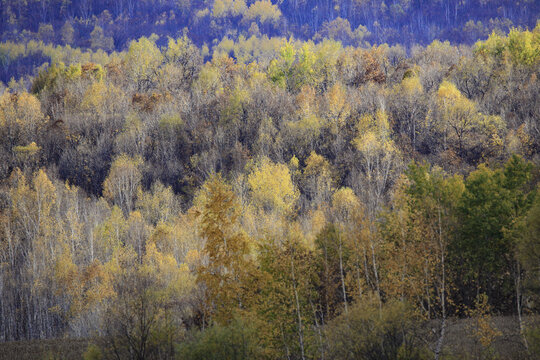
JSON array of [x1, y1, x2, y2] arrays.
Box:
[[0, 19, 539, 360]]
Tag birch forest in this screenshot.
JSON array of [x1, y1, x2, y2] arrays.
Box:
[[0, 1, 539, 359]]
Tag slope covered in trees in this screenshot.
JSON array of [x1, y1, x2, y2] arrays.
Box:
[[1, 0, 539, 48], [1, 0, 539, 83], [0, 19, 539, 360]]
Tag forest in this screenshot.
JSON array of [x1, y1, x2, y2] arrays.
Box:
[[0, 0, 540, 359], [1, 0, 540, 83]]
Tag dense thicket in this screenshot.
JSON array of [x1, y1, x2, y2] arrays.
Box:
[[0, 24, 539, 359]]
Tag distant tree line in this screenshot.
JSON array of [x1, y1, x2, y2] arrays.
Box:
[[1, 0, 539, 52]]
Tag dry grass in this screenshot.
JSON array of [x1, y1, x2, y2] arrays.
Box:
[[0, 316, 537, 360], [439, 315, 537, 359], [0, 338, 89, 360]]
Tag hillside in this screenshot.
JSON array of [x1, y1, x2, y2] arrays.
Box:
[[0, 4, 539, 360]]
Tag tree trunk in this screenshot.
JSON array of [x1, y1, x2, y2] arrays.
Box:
[[515, 262, 529, 352], [338, 231, 348, 313], [291, 258, 306, 360]]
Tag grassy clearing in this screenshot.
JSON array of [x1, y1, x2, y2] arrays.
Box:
[[0, 316, 536, 359], [0, 338, 88, 360], [441, 316, 532, 359]]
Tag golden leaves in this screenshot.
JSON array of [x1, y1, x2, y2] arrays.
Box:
[[325, 82, 349, 130], [353, 110, 397, 158], [247, 157, 299, 215]]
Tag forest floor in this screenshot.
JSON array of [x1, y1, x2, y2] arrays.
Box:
[[0, 316, 534, 359]]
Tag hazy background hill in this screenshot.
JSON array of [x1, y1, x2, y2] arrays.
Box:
[[1, 0, 539, 51]]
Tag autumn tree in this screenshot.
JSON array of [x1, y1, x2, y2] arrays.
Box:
[[257, 226, 319, 360], [99, 243, 192, 360], [0, 91, 45, 178], [196, 174, 254, 324], [90, 26, 114, 52], [247, 157, 299, 216], [388, 74, 427, 153], [103, 155, 143, 215], [60, 21, 75, 45], [352, 110, 401, 217], [435, 80, 503, 161], [242, 0, 281, 33], [381, 162, 464, 358], [124, 36, 163, 91]]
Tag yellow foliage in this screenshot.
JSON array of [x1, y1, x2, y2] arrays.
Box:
[[196, 174, 255, 322], [144, 241, 195, 300], [13, 141, 40, 155], [302, 152, 334, 206], [304, 151, 331, 178], [437, 80, 466, 103], [466, 294, 502, 349], [81, 81, 106, 112], [136, 182, 176, 225], [194, 63, 223, 96], [289, 155, 299, 170], [305, 207, 327, 244], [325, 82, 349, 130], [288, 85, 323, 143], [232, 0, 248, 16], [247, 157, 299, 215], [185, 249, 201, 268], [54, 245, 79, 295], [436, 80, 503, 156], [9, 170, 58, 252], [95, 205, 127, 260], [331, 187, 362, 224], [213, 0, 247, 17], [0, 91, 45, 133], [400, 75, 423, 95], [81, 81, 125, 117], [475, 27, 540, 66], [125, 36, 163, 86], [353, 110, 395, 156], [296, 85, 318, 117], [244, 0, 282, 25], [33, 169, 56, 215], [103, 243, 138, 279]]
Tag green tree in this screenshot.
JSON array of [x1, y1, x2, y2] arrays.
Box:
[[453, 156, 535, 312], [517, 187, 540, 307]]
